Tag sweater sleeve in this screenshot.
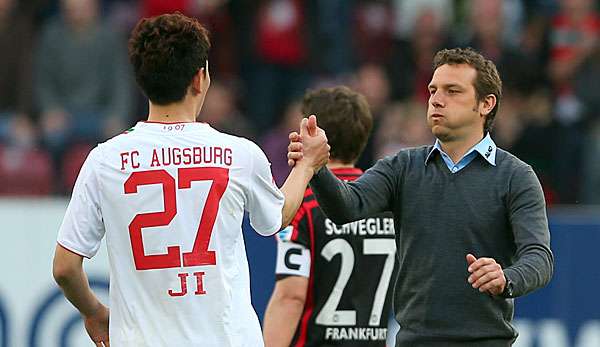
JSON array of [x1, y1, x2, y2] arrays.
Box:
[[309, 156, 398, 224], [503, 164, 554, 298]]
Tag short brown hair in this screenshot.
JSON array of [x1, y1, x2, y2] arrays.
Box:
[[301, 86, 372, 164], [128, 13, 210, 105], [433, 47, 502, 133]]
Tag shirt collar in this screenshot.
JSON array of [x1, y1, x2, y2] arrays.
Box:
[[472, 133, 497, 166], [425, 133, 497, 166], [134, 121, 212, 133]]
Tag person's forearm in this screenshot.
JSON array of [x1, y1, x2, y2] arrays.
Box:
[[54, 265, 103, 317], [503, 245, 554, 297], [309, 167, 363, 224], [263, 295, 305, 347], [310, 157, 397, 223], [280, 164, 315, 229], [506, 166, 554, 297]]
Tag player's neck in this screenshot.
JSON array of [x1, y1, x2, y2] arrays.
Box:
[[147, 100, 201, 123]]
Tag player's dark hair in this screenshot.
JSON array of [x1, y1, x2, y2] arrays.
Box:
[[301, 86, 372, 164], [433, 47, 502, 134], [128, 13, 210, 105]]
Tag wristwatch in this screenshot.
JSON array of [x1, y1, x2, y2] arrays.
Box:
[[502, 276, 514, 298]]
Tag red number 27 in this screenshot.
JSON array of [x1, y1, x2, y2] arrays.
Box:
[[124, 167, 229, 270]]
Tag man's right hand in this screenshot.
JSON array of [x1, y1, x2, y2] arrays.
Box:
[[288, 115, 329, 173]]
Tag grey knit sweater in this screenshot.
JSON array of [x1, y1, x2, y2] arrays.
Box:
[[310, 145, 553, 347]]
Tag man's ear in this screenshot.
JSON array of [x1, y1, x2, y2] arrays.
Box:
[[203, 60, 210, 78], [191, 69, 203, 95], [480, 94, 497, 117], [194, 60, 210, 95]]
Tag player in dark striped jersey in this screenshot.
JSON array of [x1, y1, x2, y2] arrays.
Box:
[[263, 86, 396, 347]]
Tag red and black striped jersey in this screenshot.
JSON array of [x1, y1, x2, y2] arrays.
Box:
[[275, 167, 396, 347]]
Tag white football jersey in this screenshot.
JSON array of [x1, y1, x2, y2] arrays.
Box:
[[57, 121, 284, 347]]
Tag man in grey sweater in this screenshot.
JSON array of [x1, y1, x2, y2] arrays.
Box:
[[288, 47, 553, 346], [35, 0, 132, 162]]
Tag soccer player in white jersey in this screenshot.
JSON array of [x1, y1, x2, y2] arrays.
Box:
[[51, 13, 329, 347]]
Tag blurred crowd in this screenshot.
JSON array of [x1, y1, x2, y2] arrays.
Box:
[[0, 0, 599, 204]]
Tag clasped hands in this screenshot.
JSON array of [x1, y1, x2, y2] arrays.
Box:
[[287, 115, 330, 172]]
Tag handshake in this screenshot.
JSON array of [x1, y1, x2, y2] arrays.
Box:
[[286, 115, 330, 174]]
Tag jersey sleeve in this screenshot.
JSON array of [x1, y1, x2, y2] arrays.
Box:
[[57, 147, 105, 258], [274, 205, 312, 277], [245, 141, 284, 236]]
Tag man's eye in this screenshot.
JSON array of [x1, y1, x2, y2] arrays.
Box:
[[448, 89, 459, 94]]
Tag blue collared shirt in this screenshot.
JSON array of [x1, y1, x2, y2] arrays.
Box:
[[425, 133, 497, 173]]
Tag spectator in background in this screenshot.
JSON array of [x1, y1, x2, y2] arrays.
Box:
[[352, 63, 391, 170], [387, 2, 451, 103], [198, 80, 255, 139], [546, 0, 600, 201], [305, 0, 354, 77], [261, 100, 302, 186], [493, 89, 560, 204], [462, 0, 539, 93], [138, 0, 239, 81], [519, 5, 553, 77], [574, 38, 600, 122], [391, 0, 452, 41], [548, 0, 599, 125], [139, 0, 199, 18], [575, 44, 600, 203], [245, 0, 310, 130], [455, 0, 525, 48], [353, 0, 395, 66], [0, 0, 37, 147], [0, 0, 55, 196], [374, 101, 433, 159], [195, 0, 239, 81], [35, 0, 132, 175], [580, 120, 600, 203]]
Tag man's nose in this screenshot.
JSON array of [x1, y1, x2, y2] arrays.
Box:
[[430, 93, 444, 108]]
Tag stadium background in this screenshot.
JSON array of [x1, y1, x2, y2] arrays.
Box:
[[0, 0, 599, 346]]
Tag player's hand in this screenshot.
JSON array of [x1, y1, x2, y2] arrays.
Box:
[[83, 303, 110, 347], [287, 131, 303, 167], [466, 254, 506, 296], [294, 115, 329, 173]]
